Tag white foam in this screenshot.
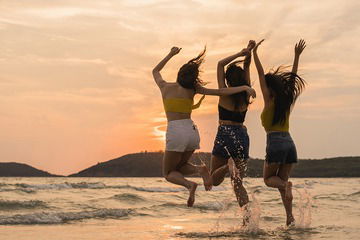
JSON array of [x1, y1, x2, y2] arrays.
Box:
[[0, 208, 134, 225]]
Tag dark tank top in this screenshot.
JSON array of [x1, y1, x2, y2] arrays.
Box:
[[218, 105, 247, 123]]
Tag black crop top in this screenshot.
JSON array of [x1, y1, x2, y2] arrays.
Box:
[[218, 105, 247, 123]]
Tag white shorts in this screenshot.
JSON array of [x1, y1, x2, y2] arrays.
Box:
[[166, 119, 200, 152]]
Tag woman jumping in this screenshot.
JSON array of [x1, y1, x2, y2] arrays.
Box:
[[253, 39, 306, 225], [152, 46, 256, 207], [210, 41, 255, 215]]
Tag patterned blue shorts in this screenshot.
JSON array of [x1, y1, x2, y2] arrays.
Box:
[[212, 125, 250, 161]]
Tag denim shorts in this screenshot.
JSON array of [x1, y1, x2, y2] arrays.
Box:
[[266, 132, 297, 164], [212, 125, 249, 161]]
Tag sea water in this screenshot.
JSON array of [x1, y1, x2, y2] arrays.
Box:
[[0, 177, 359, 239]]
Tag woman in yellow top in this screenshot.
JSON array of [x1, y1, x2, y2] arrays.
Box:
[[152, 46, 256, 207], [253, 39, 306, 226]]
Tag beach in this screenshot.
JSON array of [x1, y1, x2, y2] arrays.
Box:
[[0, 177, 359, 239]]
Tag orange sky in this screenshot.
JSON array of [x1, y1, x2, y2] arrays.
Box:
[[0, 0, 360, 175]]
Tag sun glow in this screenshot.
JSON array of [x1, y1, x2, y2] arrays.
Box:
[[153, 125, 166, 141], [152, 117, 167, 141]]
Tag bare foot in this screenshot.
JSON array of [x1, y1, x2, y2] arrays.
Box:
[[285, 181, 293, 201], [198, 165, 212, 191], [187, 182, 198, 207], [286, 215, 295, 226]]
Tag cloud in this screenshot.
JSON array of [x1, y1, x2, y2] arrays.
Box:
[[316, 2, 360, 44], [0, 0, 360, 174]]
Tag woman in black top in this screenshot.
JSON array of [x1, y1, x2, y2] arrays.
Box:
[[210, 41, 256, 222]]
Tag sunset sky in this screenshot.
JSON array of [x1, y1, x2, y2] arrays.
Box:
[[0, 0, 359, 175]]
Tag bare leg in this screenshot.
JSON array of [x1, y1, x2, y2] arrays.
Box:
[[163, 151, 198, 207], [210, 155, 228, 186], [228, 157, 250, 226], [263, 162, 294, 226], [278, 164, 295, 226], [263, 162, 286, 189], [229, 158, 249, 208], [178, 151, 212, 191]]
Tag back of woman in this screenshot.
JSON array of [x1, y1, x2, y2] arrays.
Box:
[[210, 41, 256, 224], [152, 46, 256, 208], [161, 82, 196, 121], [253, 39, 306, 226]]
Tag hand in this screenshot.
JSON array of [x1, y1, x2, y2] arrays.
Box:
[[239, 48, 251, 57], [295, 39, 306, 56], [169, 47, 181, 56], [245, 86, 256, 98], [247, 40, 256, 50], [244, 41, 254, 64], [253, 39, 265, 52]]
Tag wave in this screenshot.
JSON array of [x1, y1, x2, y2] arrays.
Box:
[[0, 208, 136, 225], [348, 191, 360, 196], [124, 186, 186, 192], [175, 225, 321, 239], [0, 188, 36, 194], [1, 182, 227, 193], [112, 193, 145, 202], [4, 182, 187, 193], [14, 182, 106, 190], [0, 200, 47, 210], [314, 193, 359, 201], [175, 229, 269, 238], [263, 198, 281, 203], [152, 201, 226, 211]]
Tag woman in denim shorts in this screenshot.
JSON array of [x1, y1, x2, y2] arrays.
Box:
[[253, 39, 306, 226], [153, 46, 256, 207], [210, 40, 256, 221]]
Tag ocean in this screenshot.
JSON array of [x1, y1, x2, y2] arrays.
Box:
[[0, 177, 359, 240]]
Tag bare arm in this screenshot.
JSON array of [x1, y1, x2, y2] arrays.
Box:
[[192, 95, 205, 109], [253, 39, 271, 104], [217, 47, 251, 88], [243, 54, 251, 86], [244, 40, 256, 85], [292, 39, 306, 74], [152, 47, 181, 89], [196, 85, 256, 98]]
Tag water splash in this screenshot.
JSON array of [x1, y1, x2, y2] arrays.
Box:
[[243, 192, 261, 233], [295, 188, 312, 228], [213, 147, 262, 234], [211, 199, 233, 233]]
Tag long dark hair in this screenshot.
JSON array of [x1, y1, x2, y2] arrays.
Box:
[[225, 61, 251, 110], [265, 67, 305, 125], [177, 47, 206, 90]]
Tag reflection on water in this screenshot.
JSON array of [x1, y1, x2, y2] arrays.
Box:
[[0, 177, 358, 240]]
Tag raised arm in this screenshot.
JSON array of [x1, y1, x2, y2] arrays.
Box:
[[244, 40, 256, 85], [292, 39, 306, 74], [217, 47, 251, 88], [152, 47, 181, 88], [195, 85, 256, 98], [253, 39, 271, 104]]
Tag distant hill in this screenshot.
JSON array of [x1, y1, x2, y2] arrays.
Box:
[[0, 162, 59, 177], [69, 152, 360, 178]]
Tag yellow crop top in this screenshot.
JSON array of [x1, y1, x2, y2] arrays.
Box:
[[261, 102, 289, 132], [163, 95, 205, 113]]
